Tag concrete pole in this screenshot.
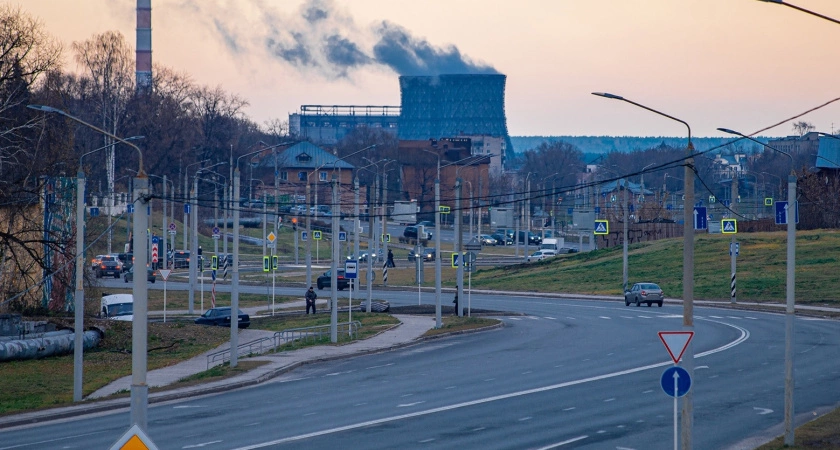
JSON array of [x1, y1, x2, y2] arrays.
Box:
[[183, 175, 188, 250], [354, 177, 360, 263], [161, 176, 168, 271], [366, 186, 373, 313], [524, 178, 531, 260], [382, 170, 389, 286], [73, 172, 85, 402], [262, 191, 267, 259], [455, 177, 464, 316], [784, 172, 797, 446], [331, 174, 339, 342], [130, 176, 149, 431], [231, 170, 241, 367], [305, 182, 312, 288], [622, 179, 628, 292], [434, 174, 442, 328], [681, 145, 696, 450], [189, 175, 198, 314], [214, 188, 219, 261], [514, 200, 520, 258], [730, 175, 738, 304]]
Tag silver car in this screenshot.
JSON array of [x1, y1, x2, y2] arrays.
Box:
[[624, 282, 664, 307]]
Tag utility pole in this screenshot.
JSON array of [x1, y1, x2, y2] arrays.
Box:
[[305, 182, 312, 288], [231, 169, 240, 367], [434, 175, 442, 328], [622, 178, 628, 293], [730, 174, 738, 304], [330, 174, 339, 342], [382, 169, 389, 286], [455, 176, 464, 316], [189, 175, 198, 314]]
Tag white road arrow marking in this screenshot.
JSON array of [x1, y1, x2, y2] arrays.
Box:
[[753, 407, 774, 415]]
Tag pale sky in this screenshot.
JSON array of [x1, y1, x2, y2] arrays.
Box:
[[21, 0, 840, 138]]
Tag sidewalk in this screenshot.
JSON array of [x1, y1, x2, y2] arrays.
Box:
[[0, 314, 442, 429]]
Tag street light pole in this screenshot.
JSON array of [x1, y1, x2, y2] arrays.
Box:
[[719, 127, 797, 445], [29, 104, 150, 431], [592, 93, 695, 448]]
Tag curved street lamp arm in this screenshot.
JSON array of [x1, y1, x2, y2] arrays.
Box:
[[28, 104, 145, 176], [592, 93, 692, 143]]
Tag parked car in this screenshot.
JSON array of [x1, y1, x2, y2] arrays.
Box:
[[624, 282, 664, 307], [124, 266, 156, 283], [404, 225, 432, 240], [516, 231, 542, 245], [477, 234, 497, 246], [94, 255, 122, 278], [317, 269, 351, 290], [527, 249, 557, 262], [194, 307, 251, 328], [491, 233, 513, 246], [408, 247, 436, 262], [557, 247, 579, 254], [495, 228, 515, 239]]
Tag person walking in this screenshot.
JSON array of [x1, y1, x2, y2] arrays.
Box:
[[387, 249, 395, 268], [453, 286, 459, 316], [305, 286, 317, 314]]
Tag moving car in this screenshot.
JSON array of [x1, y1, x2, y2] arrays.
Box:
[[408, 247, 436, 262], [124, 266, 156, 283], [624, 282, 664, 307], [317, 269, 351, 290], [477, 234, 498, 246], [94, 255, 122, 278], [527, 249, 557, 262], [415, 220, 435, 229], [171, 250, 190, 269], [491, 233, 513, 246], [194, 307, 251, 328], [346, 252, 377, 263], [403, 225, 432, 240]]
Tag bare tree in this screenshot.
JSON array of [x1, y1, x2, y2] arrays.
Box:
[[792, 121, 814, 137]]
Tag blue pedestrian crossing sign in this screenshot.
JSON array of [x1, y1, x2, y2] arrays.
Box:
[[126, 204, 134, 214], [301, 231, 308, 241], [338, 231, 347, 241], [594, 220, 609, 235], [313, 230, 322, 240], [693, 206, 707, 230], [774, 201, 799, 225], [764, 197, 773, 206], [722, 219, 737, 234]]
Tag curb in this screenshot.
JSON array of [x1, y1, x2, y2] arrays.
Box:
[[0, 317, 503, 430]]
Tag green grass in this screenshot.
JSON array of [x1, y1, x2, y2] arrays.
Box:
[[469, 229, 840, 305]]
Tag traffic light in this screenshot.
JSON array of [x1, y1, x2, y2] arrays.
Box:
[[211, 255, 218, 270], [263, 256, 270, 272]]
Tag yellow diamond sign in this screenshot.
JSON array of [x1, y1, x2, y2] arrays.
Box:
[[267, 232, 276, 243]]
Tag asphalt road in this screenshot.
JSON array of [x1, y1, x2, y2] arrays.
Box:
[[2, 290, 839, 449]]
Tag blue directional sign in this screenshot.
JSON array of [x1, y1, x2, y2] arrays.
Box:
[[594, 206, 601, 214], [666, 204, 673, 211], [660, 366, 691, 398], [729, 242, 740, 256], [126, 204, 134, 214], [89, 207, 100, 217], [693, 206, 707, 230], [628, 204, 635, 213], [567, 208, 574, 215], [775, 201, 799, 225], [722, 199, 730, 207], [184, 203, 190, 214], [594, 220, 609, 235], [147, 205, 151, 215], [151, 236, 159, 244], [345, 260, 358, 279]]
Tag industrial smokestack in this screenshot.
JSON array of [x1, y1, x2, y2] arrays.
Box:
[[136, 0, 152, 90]]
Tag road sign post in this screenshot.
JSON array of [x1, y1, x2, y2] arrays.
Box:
[[158, 269, 172, 322]]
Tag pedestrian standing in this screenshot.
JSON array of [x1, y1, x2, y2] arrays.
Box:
[[453, 286, 459, 316], [387, 249, 395, 268], [305, 286, 317, 314]]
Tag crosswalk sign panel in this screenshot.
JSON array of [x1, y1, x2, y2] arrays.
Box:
[[594, 220, 609, 235], [722, 219, 737, 234]]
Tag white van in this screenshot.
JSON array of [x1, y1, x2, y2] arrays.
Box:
[[540, 238, 564, 252], [100, 294, 134, 321]]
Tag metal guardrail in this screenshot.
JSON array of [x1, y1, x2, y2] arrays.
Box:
[[205, 321, 362, 369], [276, 321, 361, 344]]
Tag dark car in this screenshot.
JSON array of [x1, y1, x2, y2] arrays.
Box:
[[95, 255, 122, 278], [515, 231, 542, 245], [403, 225, 432, 240], [317, 269, 351, 290], [117, 252, 134, 272], [624, 282, 665, 307], [124, 266, 156, 283], [194, 307, 250, 328], [408, 247, 436, 262], [495, 228, 515, 239], [346, 252, 378, 263], [491, 233, 513, 246], [171, 250, 190, 269]]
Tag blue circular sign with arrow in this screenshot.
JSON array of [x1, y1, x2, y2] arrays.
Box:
[[661, 366, 691, 397]]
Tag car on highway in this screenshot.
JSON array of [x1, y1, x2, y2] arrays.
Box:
[[557, 247, 579, 254], [123, 266, 156, 283], [491, 233, 513, 246], [477, 234, 498, 246], [171, 250, 190, 269], [403, 225, 432, 240], [93, 255, 122, 278], [408, 247, 436, 262], [624, 282, 664, 307], [526, 249, 557, 262], [346, 252, 378, 263], [317, 269, 351, 290], [194, 307, 251, 328]]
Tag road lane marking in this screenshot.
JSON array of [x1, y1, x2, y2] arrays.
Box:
[[401, 393, 414, 397], [365, 363, 395, 370], [183, 441, 223, 448], [533, 435, 588, 449], [419, 438, 435, 443], [519, 416, 532, 421], [754, 407, 773, 415], [398, 401, 425, 407], [0, 431, 108, 450], [637, 315, 652, 319], [562, 407, 576, 411], [599, 316, 611, 320], [231, 321, 749, 449], [544, 316, 557, 320], [603, 398, 616, 402], [471, 427, 486, 432], [522, 371, 533, 375], [709, 315, 723, 319]]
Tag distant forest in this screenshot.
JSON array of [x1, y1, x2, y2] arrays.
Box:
[[510, 136, 763, 160]]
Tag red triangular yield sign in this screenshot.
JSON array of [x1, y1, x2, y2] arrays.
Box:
[[658, 331, 694, 364]]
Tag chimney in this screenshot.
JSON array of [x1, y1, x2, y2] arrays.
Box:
[[136, 0, 152, 91]]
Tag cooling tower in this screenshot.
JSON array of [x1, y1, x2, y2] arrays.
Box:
[[397, 74, 511, 147]]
